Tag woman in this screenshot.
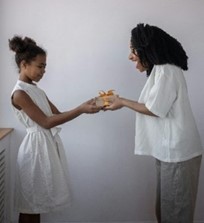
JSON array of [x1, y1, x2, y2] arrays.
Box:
[[105, 23, 203, 223]]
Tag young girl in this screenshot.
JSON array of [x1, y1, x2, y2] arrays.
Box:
[[9, 36, 101, 223], [105, 23, 203, 223]]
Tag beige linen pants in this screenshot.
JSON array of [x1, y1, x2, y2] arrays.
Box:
[[155, 155, 202, 223]]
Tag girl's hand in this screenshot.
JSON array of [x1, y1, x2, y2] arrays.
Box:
[[103, 96, 123, 111], [80, 99, 102, 114]]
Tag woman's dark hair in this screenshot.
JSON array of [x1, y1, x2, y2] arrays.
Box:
[[9, 36, 46, 72], [131, 23, 188, 76]]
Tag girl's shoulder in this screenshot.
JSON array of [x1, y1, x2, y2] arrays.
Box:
[[11, 80, 40, 98], [12, 80, 38, 91], [11, 80, 23, 95]]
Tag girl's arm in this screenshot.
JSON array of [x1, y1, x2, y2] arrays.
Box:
[[47, 97, 61, 114], [105, 96, 157, 117], [12, 90, 100, 129]]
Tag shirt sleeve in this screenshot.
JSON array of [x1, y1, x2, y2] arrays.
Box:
[[145, 66, 177, 118]]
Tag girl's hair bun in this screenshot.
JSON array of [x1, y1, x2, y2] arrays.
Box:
[[9, 36, 36, 53], [24, 37, 36, 46], [9, 35, 46, 70]]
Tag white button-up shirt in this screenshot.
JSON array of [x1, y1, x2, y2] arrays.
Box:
[[135, 64, 203, 162]]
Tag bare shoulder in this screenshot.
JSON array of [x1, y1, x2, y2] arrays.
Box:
[[12, 89, 27, 98], [12, 90, 34, 110], [12, 89, 49, 127]]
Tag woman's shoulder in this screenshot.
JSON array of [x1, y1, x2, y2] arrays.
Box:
[[154, 64, 182, 72], [154, 64, 183, 78]]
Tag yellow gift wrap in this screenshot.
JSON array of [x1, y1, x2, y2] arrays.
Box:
[[95, 90, 117, 107]]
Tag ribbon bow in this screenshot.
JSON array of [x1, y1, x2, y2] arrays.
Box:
[[97, 90, 115, 106], [98, 90, 115, 97]]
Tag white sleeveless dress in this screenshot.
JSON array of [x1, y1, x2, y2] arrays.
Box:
[[11, 80, 71, 214]]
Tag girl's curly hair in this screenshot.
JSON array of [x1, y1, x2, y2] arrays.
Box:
[[9, 36, 46, 72]]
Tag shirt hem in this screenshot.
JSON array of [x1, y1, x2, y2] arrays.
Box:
[[134, 150, 203, 162]]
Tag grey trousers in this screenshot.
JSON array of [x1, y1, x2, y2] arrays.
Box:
[[155, 155, 202, 223]]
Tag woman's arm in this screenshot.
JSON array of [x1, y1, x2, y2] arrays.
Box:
[[105, 96, 157, 117]]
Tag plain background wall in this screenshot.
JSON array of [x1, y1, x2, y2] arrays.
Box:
[[1, 0, 204, 222]]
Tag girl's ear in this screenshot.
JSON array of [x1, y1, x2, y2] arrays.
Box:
[[20, 60, 27, 69]]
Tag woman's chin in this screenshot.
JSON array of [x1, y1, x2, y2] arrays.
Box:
[[136, 66, 146, 73]]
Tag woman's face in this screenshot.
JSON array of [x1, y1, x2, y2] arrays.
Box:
[[129, 45, 147, 73]]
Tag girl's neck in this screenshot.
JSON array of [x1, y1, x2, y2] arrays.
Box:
[[19, 74, 34, 84]]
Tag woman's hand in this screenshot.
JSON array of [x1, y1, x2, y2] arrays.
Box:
[[103, 96, 124, 111]]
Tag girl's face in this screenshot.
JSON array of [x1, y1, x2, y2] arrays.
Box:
[[128, 46, 147, 73], [20, 54, 46, 83]]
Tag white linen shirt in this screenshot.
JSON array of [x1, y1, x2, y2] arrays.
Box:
[[135, 64, 203, 162]]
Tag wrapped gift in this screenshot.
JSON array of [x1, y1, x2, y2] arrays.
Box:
[[95, 90, 117, 107]]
